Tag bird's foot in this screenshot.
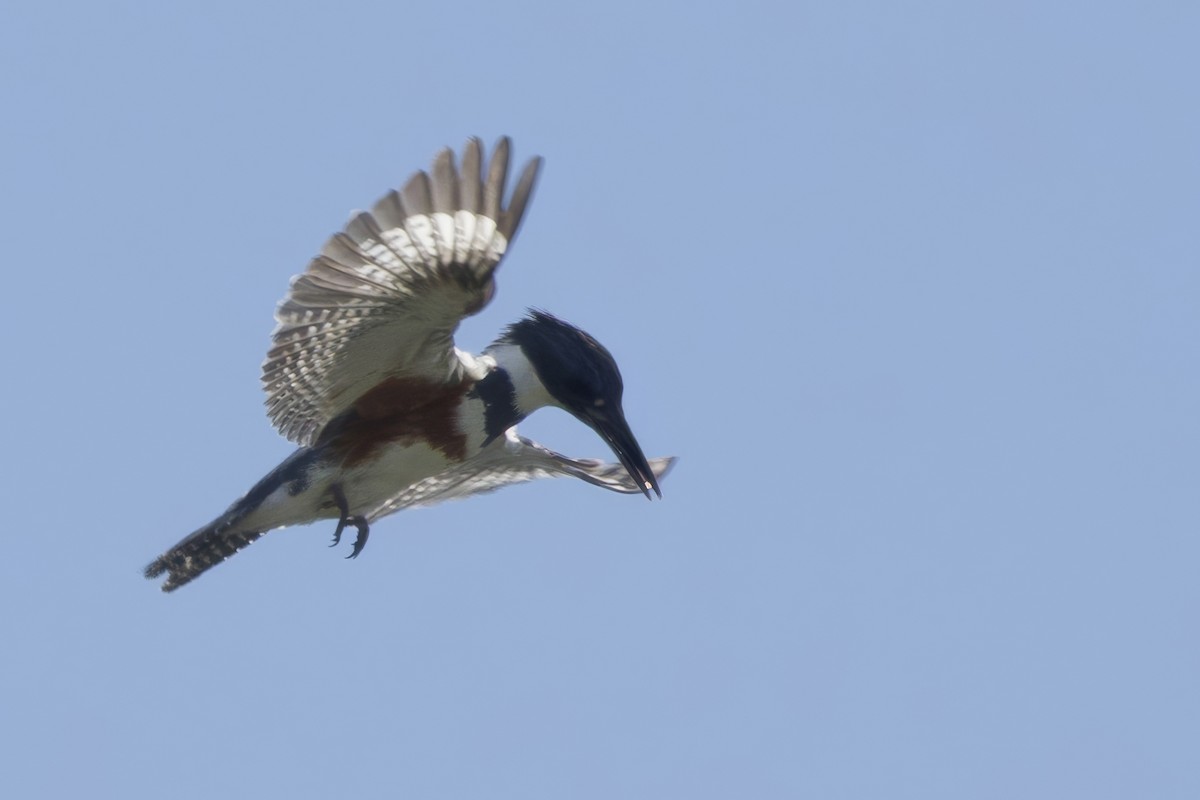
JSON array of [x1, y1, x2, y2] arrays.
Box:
[[329, 484, 370, 557]]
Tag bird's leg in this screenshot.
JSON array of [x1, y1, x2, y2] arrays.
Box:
[[329, 485, 350, 547], [329, 484, 371, 559]]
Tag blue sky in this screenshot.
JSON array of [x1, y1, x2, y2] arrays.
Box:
[[2, 1, 1198, 797]]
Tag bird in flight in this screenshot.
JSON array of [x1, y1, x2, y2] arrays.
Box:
[[145, 137, 675, 592]]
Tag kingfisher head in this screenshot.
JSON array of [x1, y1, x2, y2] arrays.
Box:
[[495, 310, 662, 499]]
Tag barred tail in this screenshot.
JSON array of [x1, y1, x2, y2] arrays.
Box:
[[144, 520, 265, 593]]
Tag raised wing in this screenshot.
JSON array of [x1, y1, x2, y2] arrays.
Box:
[[263, 137, 543, 446], [365, 430, 678, 521]]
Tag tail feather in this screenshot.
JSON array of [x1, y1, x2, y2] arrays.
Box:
[[144, 521, 265, 592]]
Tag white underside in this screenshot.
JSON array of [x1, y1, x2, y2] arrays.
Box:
[[238, 440, 459, 533]]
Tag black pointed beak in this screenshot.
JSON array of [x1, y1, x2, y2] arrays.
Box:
[[584, 407, 662, 500]]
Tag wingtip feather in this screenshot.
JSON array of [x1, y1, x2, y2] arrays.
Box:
[[483, 137, 512, 221], [500, 155, 543, 241], [430, 147, 459, 214]]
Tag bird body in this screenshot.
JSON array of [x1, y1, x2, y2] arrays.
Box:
[[146, 138, 674, 592]]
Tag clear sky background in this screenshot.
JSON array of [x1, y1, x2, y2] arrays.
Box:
[[2, 1, 1197, 797]]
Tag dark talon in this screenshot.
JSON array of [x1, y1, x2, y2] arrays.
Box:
[[329, 484, 365, 554], [347, 517, 370, 559]]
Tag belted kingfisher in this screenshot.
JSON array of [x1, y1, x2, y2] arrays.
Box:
[[145, 137, 675, 592]]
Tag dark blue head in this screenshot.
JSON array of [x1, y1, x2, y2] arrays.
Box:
[[501, 310, 661, 498]]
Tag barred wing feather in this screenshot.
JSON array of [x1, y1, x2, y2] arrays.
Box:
[[262, 137, 543, 446], [366, 430, 678, 520]]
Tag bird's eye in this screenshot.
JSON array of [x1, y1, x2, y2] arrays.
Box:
[[593, 397, 606, 407]]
